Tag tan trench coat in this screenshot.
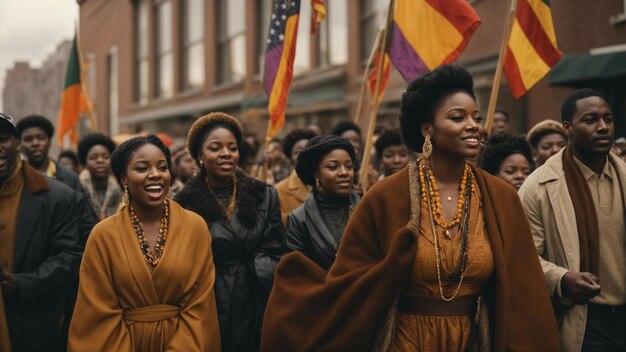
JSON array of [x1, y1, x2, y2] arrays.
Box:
[[275, 170, 311, 224], [519, 148, 626, 352]]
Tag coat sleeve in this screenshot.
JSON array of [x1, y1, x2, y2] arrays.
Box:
[[518, 182, 570, 299], [14, 186, 82, 305], [285, 212, 308, 257], [253, 186, 287, 294], [68, 227, 133, 351], [166, 219, 221, 352]]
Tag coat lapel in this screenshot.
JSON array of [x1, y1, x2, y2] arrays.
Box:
[[303, 196, 337, 251], [13, 189, 44, 269], [117, 205, 159, 304], [151, 201, 182, 299], [545, 178, 579, 270]]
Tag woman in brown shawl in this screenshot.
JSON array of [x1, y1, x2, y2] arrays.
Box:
[[261, 65, 560, 351], [69, 135, 220, 351]]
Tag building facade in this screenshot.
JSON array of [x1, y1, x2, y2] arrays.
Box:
[[78, 0, 626, 144]]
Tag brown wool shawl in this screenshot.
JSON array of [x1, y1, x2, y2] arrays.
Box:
[[261, 162, 560, 351], [562, 147, 600, 275]]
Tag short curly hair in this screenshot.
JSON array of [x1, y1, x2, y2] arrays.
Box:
[[330, 121, 361, 137], [186, 112, 243, 162], [479, 133, 533, 175], [399, 64, 476, 152], [282, 128, 319, 160], [374, 127, 405, 159], [561, 88, 603, 122], [16, 115, 54, 139], [77, 133, 117, 166]]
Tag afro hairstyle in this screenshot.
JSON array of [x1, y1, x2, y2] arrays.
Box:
[[16, 115, 54, 139], [282, 128, 319, 160], [399, 64, 475, 152], [374, 127, 405, 159], [77, 133, 117, 166], [479, 133, 533, 175], [330, 120, 361, 137]]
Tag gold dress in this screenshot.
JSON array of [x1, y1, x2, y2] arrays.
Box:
[[391, 186, 494, 352]]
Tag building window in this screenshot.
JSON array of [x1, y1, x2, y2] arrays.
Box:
[[360, 0, 387, 61], [293, 0, 311, 75], [317, 0, 348, 67], [86, 54, 96, 104], [217, 0, 246, 84], [107, 48, 119, 135], [610, 0, 626, 25], [155, 0, 174, 98], [134, 0, 149, 103], [257, 0, 273, 75], [181, 0, 204, 90]]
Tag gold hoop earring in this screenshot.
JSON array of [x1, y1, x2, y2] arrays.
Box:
[[315, 178, 322, 191], [123, 185, 129, 205], [422, 135, 432, 160]]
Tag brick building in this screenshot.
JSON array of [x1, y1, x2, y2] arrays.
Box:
[[78, 0, 626, 143]]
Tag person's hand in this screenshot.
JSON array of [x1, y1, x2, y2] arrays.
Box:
[[0, 267, 17, 298], [561, 271, 601, 304]]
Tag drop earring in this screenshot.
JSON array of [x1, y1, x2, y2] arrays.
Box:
[[422, 135, 432, 160], [123, 185, 129, 205]]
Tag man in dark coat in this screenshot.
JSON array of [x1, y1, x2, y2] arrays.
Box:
[[0, 113, 82, 351]]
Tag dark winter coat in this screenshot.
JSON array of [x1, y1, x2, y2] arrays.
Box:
[[286, 192, 360, 270], [175, 172, 286, 352], [5, 163, 82, 352]]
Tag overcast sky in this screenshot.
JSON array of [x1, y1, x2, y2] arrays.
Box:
[[0, 0, 78, 110]]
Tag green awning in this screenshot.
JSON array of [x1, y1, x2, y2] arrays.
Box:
[[549, 51, 626, 86]]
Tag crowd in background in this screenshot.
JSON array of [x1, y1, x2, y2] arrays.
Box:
[[0, 64, 625, 351]]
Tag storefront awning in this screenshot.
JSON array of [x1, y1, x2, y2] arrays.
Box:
[[549, 51, 626, 86]]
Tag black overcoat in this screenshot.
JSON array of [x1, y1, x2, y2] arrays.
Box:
[[5, 163, 81, 351], [286, 192, 360, 270], [175, 172, 286, 352]]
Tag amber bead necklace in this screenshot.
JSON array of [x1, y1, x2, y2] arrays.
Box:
[[419, 159, 473, 301], [130, 199, 170, 268]]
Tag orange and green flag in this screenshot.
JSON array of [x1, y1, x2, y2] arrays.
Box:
[[504, 0, 562, 98], [57, 34, 88, 145]]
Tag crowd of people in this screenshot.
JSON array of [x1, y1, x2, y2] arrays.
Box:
[[0, 64, 624, 351]]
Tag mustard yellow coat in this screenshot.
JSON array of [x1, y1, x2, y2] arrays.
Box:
[[68, 200, 220, 352], [275, 170, 311, 224]]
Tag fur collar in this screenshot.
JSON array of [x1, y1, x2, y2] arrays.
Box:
[[175, 171, 267, 229]]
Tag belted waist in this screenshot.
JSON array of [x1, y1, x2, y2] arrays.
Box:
[[123, 304, 180, 323], [397, 295, 477, 316]]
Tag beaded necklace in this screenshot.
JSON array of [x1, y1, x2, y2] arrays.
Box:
[[129, 199, 170, 268], [419, 159, 473, 301]]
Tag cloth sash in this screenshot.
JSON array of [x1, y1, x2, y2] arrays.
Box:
[[562, 147, 599, 275], [123, 304, 180, 324]]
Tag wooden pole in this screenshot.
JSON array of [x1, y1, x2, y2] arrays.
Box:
[[359, 0, 395, 191], [354, 27, 385, 124], [484, 0, 517, 135], [75, 24, 98, 133]]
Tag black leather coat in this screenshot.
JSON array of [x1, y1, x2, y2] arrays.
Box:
[[285, 192, 360, 270], [175, 172, 286, 352]]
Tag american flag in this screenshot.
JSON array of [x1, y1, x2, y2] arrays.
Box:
[[263, 0, 301, 140]]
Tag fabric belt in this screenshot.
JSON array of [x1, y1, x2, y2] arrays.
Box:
[[587, 303, 626, 316], [123, 304, 180, 323], [397, 295, 477, 316]]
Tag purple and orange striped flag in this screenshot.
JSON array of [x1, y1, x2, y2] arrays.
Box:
[[504, 0, 562, 98], [389, 0, 481, 82]]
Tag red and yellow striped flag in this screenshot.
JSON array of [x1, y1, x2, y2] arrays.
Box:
[[57, 34, 88, 145], [504, 0, 562, 98]]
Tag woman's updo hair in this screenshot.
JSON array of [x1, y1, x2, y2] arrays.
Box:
[[374, 127, 405, 159], [295, 135, 356, 187], [110, 135, 172, 189], [479, 133, 533, 175], [186, 112, 243, 163], [399, 64, 476, 152]]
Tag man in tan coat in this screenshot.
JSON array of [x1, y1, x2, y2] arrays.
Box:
[[275, 128, 318, 223], [519, 89, 626, 351]]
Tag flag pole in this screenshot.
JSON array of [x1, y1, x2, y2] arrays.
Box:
[[484, 0, 517, 135], [359, 0, 395, 191], [354, 27, 385, 124], [75, 23, 98, 133]]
